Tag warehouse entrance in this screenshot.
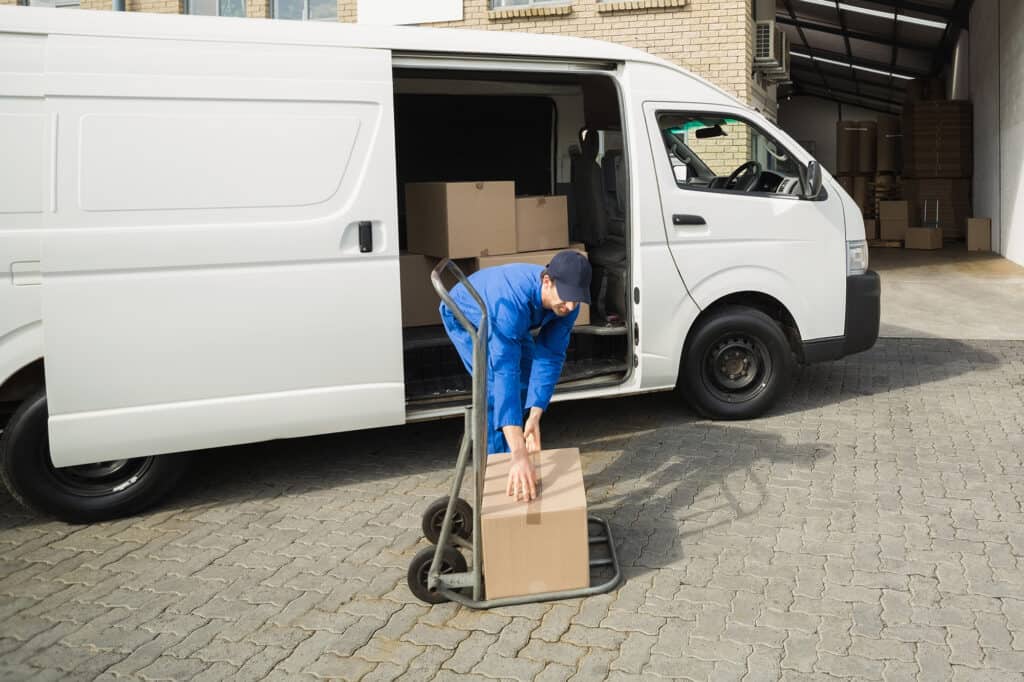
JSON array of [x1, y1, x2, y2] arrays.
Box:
[[771, 0, 1024, 338]]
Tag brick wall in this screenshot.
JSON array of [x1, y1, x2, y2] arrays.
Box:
[[80, 0, 183, 11], [336, 0, 752, 104], [67, 0, 755, 110]]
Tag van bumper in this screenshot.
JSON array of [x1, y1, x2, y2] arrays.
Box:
[[801, 271, 880, 364]]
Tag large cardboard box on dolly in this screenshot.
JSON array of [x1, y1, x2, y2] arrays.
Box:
[[516, 195, 569, 253], [475, 244, 591, 326], [481, 448, 589, 600], [405, 181, 517, 259]]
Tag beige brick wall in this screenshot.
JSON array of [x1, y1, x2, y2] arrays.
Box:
[[335, 0, 752, 103], [80, 0, 183, 11]]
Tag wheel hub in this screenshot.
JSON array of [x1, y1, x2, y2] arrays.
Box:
[[710, 337, 761, 390]]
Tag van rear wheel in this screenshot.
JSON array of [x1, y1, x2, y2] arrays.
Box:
[[0, 390, 188, 523], [679, 306, 793, 420]]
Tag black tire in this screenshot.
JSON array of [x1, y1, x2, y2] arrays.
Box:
[[679, 306, 794, 420], [421, 496, 473, 545], [407, 545, 467, 605], [0, 390, 189, 523]]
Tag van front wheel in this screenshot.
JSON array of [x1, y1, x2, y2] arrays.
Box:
[[0, 391, 188, 523], [679, 306, 793, 420]]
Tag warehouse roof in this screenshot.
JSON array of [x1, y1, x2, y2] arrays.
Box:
[[775, 0, 973, 113]]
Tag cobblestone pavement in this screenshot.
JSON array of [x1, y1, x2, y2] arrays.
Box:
[[2, 338, 1024, 681]]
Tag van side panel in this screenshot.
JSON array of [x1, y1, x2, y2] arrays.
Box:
[[41, 35, 406, 466], [0, 33, 46, 392]]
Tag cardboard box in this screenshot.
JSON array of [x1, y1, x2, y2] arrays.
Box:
[[905, 227, 943, 250], [475, 245, 590, 326], [864, 219, 878, 241], [481, 448, 589, 600], [515, 196, 569, 253], [878, 201, 909, 241], [967, 218, 992, 252], [399, 254, 476, 328], [405, 181, 517, 259], [903, 179, 971, 240]]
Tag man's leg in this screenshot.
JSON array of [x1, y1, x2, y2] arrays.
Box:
[[442, 307, 508, 455]]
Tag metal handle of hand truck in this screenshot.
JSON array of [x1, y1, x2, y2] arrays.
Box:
[[431, 258, 488, 344], [430, 258, 488, 602]]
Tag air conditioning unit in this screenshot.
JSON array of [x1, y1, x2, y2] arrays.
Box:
[[754, 20, 791, 83]]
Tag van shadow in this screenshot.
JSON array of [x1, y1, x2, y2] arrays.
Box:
[[775, 336, 1004, 417], [536, 394, 831, 581]]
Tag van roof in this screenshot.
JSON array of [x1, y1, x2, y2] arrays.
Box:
[[2, 6, 743, 108], [1, 6, 650, 60]]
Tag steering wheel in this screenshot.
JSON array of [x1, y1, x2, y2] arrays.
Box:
[[724, 161, 762, 191]]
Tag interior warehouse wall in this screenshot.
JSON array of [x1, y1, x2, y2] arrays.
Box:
[[776, 95, 884, 176], [971, 0, 1024, 266]]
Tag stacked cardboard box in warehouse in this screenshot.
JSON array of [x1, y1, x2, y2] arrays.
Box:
[[836, 115, 903, 234], [399, 181, 590, 328], [900, 76, 972, 246]]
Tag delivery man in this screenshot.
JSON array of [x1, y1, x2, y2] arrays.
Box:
[[440, 250, 592, 503]]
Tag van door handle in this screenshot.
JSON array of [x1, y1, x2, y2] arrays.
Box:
[[672, 214, 706, 226], [358, 221, 373, 253]]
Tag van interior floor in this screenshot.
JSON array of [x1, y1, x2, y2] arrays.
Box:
[[403, 324, 630, 403]]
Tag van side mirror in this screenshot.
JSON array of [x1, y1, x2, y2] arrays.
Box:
[[804, 160, 823, 199]]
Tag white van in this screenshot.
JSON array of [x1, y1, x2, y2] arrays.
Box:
[[0, 7, 879, 522]]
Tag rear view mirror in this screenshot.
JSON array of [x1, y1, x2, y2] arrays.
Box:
[[695, 125, 726, 140], [804, 160, 823, 199]]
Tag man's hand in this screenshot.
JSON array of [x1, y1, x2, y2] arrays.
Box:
[[506, 447, 537, 501], [502, 424, 538, 501]]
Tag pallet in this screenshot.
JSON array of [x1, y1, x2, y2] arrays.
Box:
[[868, 239, 904, 248]]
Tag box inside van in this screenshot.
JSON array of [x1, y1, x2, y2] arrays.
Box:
[[393, 70, 633, 407]]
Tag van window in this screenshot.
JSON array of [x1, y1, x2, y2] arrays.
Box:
[[657, 113, 804, 197]]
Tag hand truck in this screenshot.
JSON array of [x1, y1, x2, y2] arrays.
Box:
[[406, 258, 622, 608]]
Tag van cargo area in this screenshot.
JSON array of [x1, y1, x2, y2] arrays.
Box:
[[393, 70, 632, 407]]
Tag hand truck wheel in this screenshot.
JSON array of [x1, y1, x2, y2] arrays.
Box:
[[421, 496, 473, 545], [407, 545, 467, 604]]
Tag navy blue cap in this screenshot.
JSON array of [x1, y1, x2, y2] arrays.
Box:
[[546, 250, 592, 305]]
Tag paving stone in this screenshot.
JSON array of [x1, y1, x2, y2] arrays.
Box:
[[440, 630, 495, 674], [562, 624, 626, 650], [137, 656, 210, 681], [781, 632, 818, 673], [305, 653, 373, 681], [401, 623, 469, 651], [472, 652, 544, 682], [917, 642, 954, 681], [521, 639, 586, 668], [644, 653, 714, 680]]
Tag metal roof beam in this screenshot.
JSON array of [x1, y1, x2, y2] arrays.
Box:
[[832, 1, 861, 99], [782, 0, 833, 92], [789, 86, 902, 114], [790, 44, 929, 77], [775, 15, 930, 54], [854, 0, 955, 20]]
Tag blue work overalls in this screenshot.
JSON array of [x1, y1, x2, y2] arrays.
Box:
[[440, 264, 579, 455]]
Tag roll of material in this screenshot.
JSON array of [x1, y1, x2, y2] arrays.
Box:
[[856, 120, 877, 174]]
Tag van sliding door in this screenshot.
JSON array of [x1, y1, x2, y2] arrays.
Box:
[[41, 36, 405, 466]]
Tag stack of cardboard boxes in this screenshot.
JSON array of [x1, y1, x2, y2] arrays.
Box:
[[399, 181, 590, 328], [900, 85, 972, 245]]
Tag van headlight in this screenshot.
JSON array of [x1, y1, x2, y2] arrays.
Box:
[[847, 240, 869, 276]]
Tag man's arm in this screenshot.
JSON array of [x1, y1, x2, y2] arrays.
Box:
[[525, 309, 579, 412]]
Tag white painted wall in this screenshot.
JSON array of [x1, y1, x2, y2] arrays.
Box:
[[971, 0, 1000, 254], [970, 0, 1024, 265], [777, 96, 886, 175]]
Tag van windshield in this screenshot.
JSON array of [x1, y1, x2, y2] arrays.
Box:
[[658, 114, 803, 195]]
